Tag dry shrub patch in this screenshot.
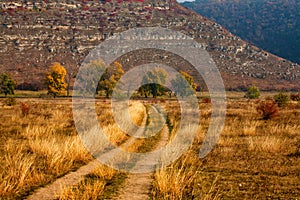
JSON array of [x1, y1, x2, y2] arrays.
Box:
[[256, 100, 279, 120]]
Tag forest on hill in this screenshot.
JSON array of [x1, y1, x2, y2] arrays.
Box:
[[182, 0, 300, 64]]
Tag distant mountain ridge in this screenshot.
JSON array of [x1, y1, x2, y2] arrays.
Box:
[[182, 0, 300, 64], [0, 0, 299, 91]]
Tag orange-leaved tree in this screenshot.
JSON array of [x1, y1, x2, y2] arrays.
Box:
[[45, 62, 67, 98]]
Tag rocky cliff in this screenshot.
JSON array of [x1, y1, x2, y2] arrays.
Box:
[[0, 0, 299, 90]]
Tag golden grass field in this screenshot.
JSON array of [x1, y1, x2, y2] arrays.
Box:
[[0, 92, 299, 199]]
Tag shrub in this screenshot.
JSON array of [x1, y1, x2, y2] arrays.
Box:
[[274, 92, 289, 107], [245, 85, 260, 99], [290, 93, 300, 101], [257, 100, 279, 120], [21, 102, 30, 116], [5, 97, 17, 106], [202, 97, 211, 103]]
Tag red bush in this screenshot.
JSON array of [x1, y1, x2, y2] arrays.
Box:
[[21, 102, 30, 116], [256, 100, 279, 120], [202, 97, 211, 103]]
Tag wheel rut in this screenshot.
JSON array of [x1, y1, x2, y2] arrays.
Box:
[[114, 105, 169, 200]]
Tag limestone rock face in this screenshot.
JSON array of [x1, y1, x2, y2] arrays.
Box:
[[0, 0, 299, 90]]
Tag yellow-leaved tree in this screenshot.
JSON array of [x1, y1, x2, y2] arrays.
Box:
[[98, 61, 124, 98], [45, 62, 67, 98]]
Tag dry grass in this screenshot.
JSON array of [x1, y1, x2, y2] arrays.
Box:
[[58, 180, 106, 200], [247, 136, 286, 153], [56, 100, 148, 200], [0, 141, 45, 198], [151, 102, 200, 199], [0, 99, 98, 199], [1, 92, 300, 199], [242, 120, 260, 136], [152, 153, 200, 200], [57, 165, 119, 200], [151, 97, 300, 199], [0, 99, 147, 199]]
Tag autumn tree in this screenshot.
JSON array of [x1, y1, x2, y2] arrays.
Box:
[[98, 61, 124, 98], [0, 73, 16, 97], [171, 70, 197, 98], [75, 59, 106, 97], [139, 67, 168, 98], [45, 62, 67, 98]]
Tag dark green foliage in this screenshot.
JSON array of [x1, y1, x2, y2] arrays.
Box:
[[0, 73, 16, 97], [274, 92, 290, 107], [182, 0, 300, 64], [139, 67, 168, 98]]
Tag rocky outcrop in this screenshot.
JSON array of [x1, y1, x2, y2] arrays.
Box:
[[0, 0, 299, 90]]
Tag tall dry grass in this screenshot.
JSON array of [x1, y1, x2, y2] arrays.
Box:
[[0, 100, 94, 199], [1, 99, 146, 199], [151, 101, 200, 199], [56, 100, 147, 199], [247, 136, 287, 153], [57, 165, 119, 200], [152, 152, 200, 200], [152, 98, 300, 199], [1, 94, 300, 199]]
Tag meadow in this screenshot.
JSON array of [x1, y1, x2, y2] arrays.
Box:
[[0, 92, 299, 199]]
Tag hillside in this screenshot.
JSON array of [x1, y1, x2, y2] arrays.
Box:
[[0, 0, 299, 90], [182, 0, 300, 65]]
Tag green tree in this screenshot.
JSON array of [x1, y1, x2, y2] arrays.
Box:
[[139, 67, 168, 98], [245, 85, 260, 99], [45, 62, 67, 98], [98, 61, 124, 98], [0, 73, 16, 97], [171, 70, 197, 98]]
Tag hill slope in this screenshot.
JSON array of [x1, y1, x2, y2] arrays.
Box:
[[182, 0, 300, 65], [0, 0, 299, 90]]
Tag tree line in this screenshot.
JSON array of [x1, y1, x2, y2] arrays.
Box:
[[70, 60, 198, 99], [0, 60, 197, 98]]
